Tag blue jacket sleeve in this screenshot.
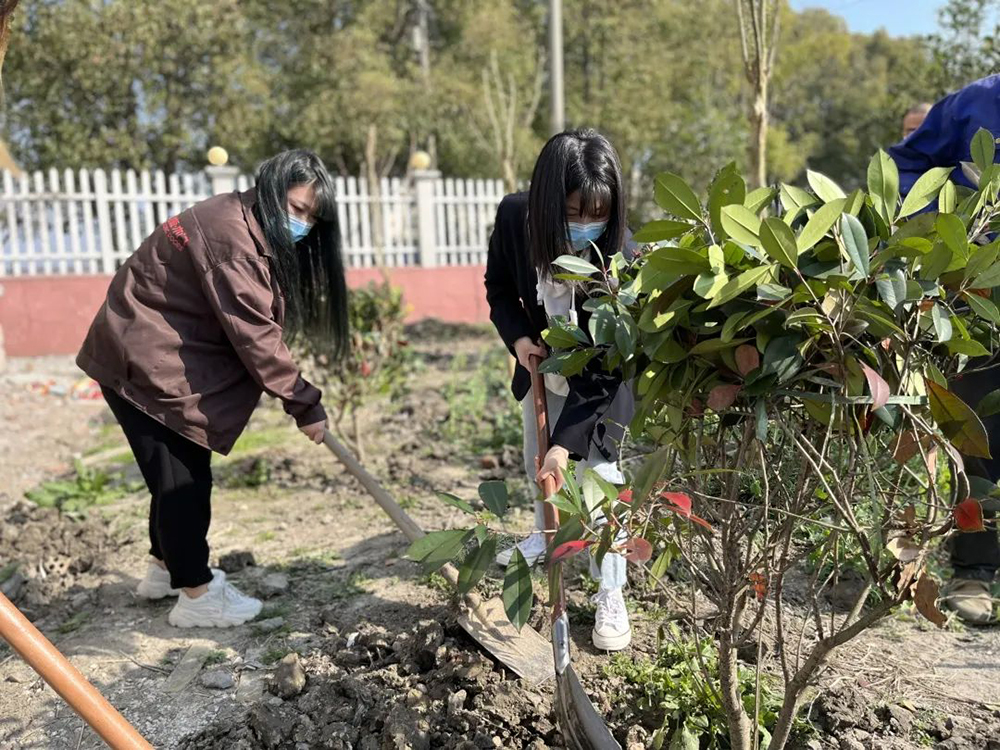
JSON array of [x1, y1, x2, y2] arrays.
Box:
[[888, 75, 1000, 195]]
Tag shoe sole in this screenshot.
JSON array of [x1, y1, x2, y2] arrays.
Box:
[[946, 607, 994, 625], [592, 628, 632, 651], [136, 583, 180, 600], [168, 608, 262, 629]]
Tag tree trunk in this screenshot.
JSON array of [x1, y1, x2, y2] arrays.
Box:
[[749, 79, 768, 189], [364, 124, 388, 275], [718, 613, 754, 750], [502, 157, 517, 196]]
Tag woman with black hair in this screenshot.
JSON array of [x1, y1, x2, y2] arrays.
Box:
[[485, 129, 635, 651], [77, 149, 348, 628]]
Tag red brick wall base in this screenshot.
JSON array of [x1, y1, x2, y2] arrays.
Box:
[[0, 266, 489, 357]]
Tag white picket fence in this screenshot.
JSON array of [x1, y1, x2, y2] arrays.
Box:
[[0, 167, 507, 276]]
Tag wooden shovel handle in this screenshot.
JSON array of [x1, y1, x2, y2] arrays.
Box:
[[0, 593, 153, 749], [321, 430, 473, 606], [528, 355, 566, 619]]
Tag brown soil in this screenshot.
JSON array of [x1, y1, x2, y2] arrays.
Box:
[[1, 327, 999, 750]]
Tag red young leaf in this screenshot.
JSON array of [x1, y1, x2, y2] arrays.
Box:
[[918, 300, 934, 312], [686, 398, 704, 417], [618, 489, 634, 504], [360, 361, 374, 377], [860, 362, 890, 410], [955, 498, 986, 532], [551, 540, 594, 563], [660, 492, 714, 531], [688, 514, 715, 532], [707, 384, 742, 411], [735, 345, 760, 377], [622, 537, 653, 563], [748, 572, 768, 601], [661, 492, 693, 516]]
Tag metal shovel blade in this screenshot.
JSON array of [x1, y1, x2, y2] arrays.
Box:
[[552, 613, 622, 749], [456, 592, 553, 685], [528, 356, 622, 750], [321, 431, 554, 684], [556, 668, 621, 750]]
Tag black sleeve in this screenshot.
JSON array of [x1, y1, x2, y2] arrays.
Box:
[[550, 361, 622, 460], [484, 201, 535, 353]]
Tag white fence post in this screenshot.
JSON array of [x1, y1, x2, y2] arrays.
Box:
[[93, 169, 114, 274], [205, 165, 240, 195], [413, 168, 440, 267]]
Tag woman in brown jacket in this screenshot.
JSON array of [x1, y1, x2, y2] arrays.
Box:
[[77, 150, 348, 628]]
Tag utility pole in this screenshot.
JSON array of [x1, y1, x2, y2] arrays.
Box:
[[414, 0, 437, 166], [548, 0, 565, 135]]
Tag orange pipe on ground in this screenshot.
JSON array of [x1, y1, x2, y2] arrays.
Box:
[[0, 592, 154, 749]]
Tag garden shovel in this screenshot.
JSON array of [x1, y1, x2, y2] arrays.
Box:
[[0, 592, 153, 749], [529, 356, 622, 750], [321, 430, 554, 685]]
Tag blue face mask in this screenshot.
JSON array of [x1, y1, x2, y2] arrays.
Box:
[[288, 215, 313, 243], [567, 220, 608, 252]]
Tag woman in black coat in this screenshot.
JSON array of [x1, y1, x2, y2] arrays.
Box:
[[484, 129, 635, 651]]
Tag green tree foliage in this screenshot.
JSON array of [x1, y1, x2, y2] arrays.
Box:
[[771, 9, 938, 188], [3, 0, 265, 171], [925, 0, 1000, 95], [0, 0, 990, 200]]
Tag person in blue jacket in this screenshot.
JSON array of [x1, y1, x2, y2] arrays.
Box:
[[888, 75, 1000, 624], [888, 73, 1000, 195]]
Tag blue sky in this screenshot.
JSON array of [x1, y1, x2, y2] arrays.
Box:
[[789, 0, 944, 37]]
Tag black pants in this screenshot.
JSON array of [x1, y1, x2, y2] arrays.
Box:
[[950, 369, 1000, 583], [103, 387, 214, 589]]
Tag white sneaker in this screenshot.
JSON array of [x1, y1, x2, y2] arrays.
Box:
[[591, 587, 632, 651], [136, 559, 179, 599], [495, 531, 548, 567], [167, 571, 263, 628]]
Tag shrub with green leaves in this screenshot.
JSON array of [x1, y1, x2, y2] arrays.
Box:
[[534, 129, 1000, 750], [25, 461, 142, 514], [605, 623, 809, 750], [297, 281, 411, 461], [420, 130, 1000, 750]]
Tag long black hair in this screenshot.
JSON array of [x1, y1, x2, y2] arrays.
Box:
[[254, 149, 349, 358], [527, 129, 626, 276]]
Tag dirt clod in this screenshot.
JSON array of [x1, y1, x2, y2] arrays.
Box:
[[383, 703, 431, 750], [200, 670, 235, 690], [218, 550, 257, 573], [270, 653, 307, 699], [0, 501, 129, 619], [258, 572, 290, 598], [448, 689, 467, 716], [254, 617, 286, 634]]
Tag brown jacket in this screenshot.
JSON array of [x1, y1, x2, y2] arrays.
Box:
[[77, 189, 325, 454]]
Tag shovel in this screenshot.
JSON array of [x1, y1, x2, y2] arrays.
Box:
[[0, 592, 153, 749], [321, 430, 554, 685], [529, 356, 622, 750]]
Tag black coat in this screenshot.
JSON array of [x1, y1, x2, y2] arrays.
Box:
[[483, 192, 633, 460]]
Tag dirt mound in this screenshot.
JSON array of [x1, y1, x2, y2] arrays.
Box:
[[0, 501, 133, 618], [808, 685, 1000, 750], [179, 619, 565, 750]]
